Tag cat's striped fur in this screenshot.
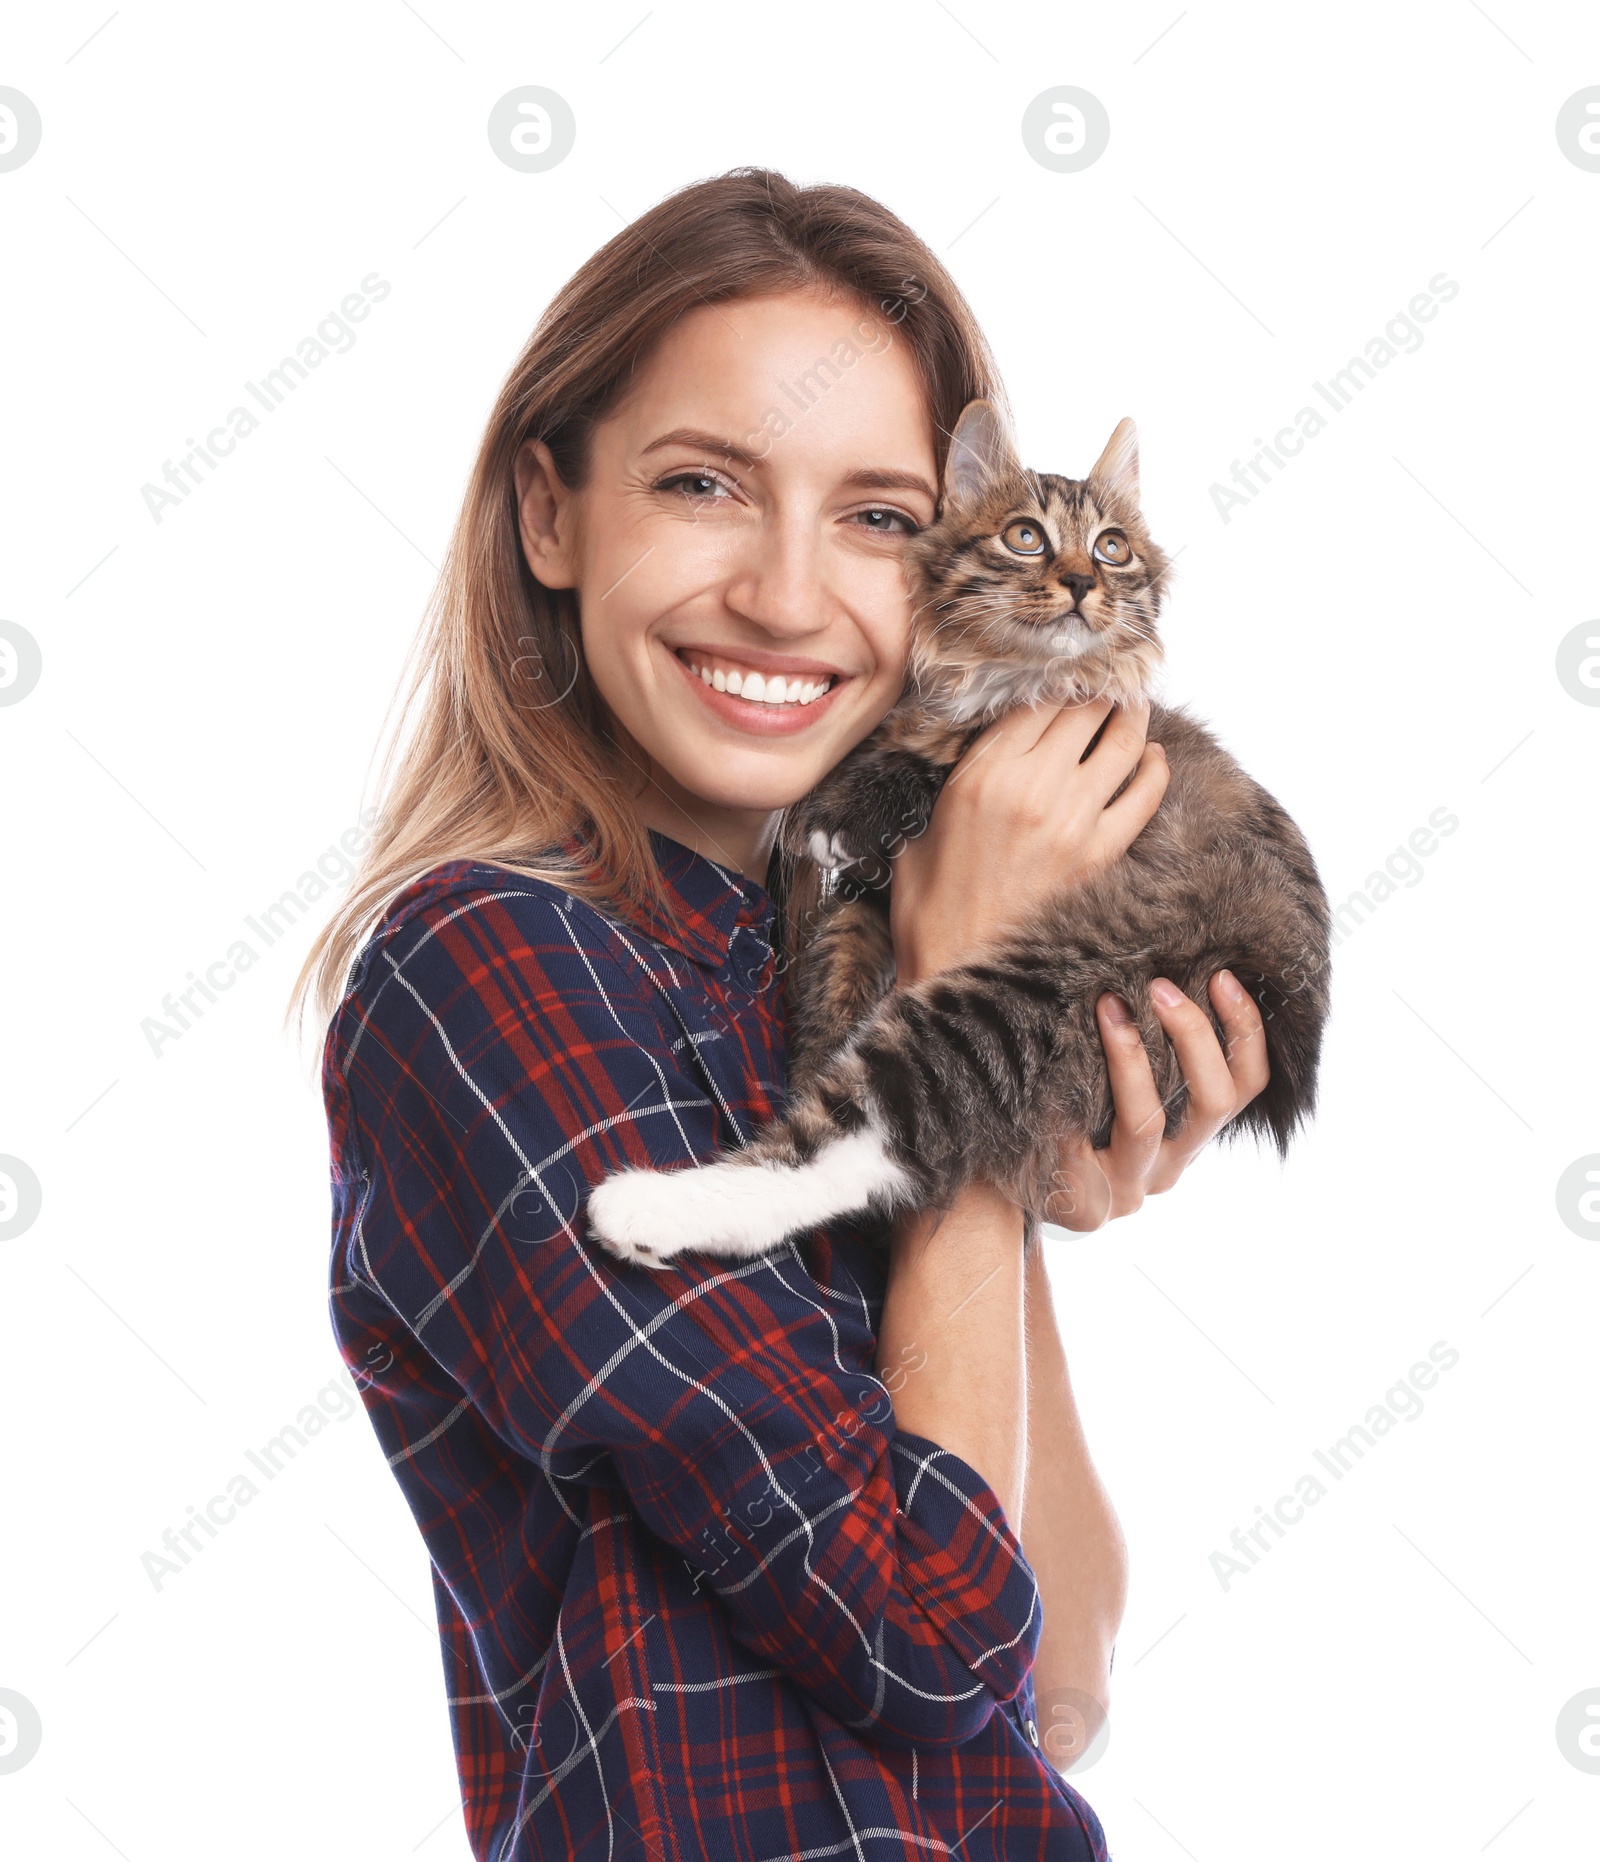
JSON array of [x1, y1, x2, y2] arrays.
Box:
[[587, 404, 1332, 1267]]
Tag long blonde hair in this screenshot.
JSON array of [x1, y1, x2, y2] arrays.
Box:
[[289, 167, 1003, 1038]]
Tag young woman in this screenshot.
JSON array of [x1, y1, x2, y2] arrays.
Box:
[[296, 169, 1268, 1862]]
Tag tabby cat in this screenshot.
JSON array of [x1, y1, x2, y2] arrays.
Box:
[[587, 402, 1332, 1268]]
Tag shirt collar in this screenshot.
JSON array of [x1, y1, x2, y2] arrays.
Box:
[[559, 826, 777, 970], [645, 829, 777, 968]]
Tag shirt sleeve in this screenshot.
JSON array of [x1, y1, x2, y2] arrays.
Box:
[[331, 881, 1041, 1749]]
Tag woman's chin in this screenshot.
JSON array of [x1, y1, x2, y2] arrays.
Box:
[[649, 739, 835, 818]]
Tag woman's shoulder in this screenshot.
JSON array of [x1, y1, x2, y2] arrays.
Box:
[[368, 855, 583, 945], [333, 856, 645, 1041]]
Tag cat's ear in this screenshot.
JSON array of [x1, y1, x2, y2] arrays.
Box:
[[943, 400, 1021, 506], [1088, 419, 1139, 506]]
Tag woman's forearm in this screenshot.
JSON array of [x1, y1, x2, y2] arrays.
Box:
[[1020, 1241, 1128, 1734], [875, 1181, 1028, 1529]]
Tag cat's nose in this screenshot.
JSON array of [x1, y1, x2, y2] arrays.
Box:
[[1058, 571, 1095, 606]]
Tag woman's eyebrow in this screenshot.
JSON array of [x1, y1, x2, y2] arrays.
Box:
[[641, 427, 763, 467], [839, 465, 937, 502]]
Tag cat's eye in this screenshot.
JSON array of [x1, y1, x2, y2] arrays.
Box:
[[1002, 519, 1047, 556], [1093, 529, 1132, 566]]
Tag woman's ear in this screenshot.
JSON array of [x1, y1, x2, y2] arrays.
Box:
[[514, 439, 581, 588]]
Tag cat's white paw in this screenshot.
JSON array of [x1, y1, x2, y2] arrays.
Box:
[[806, 829, 854, 871], [585, 1170, 689, 1271], [588, 1131, 914, 1268], [587, 1157, 808, 1266]]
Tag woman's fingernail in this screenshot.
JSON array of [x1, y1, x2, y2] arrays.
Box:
[[1216, 969, 1245, 1003], [1149, 741, 1166, 758], [1150, 978, 1184, 1008], [1100, 993, 1131, 1024]]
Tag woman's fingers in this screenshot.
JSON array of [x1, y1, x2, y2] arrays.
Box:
[[959, 693, 1112, 767], [1094, 741, 1169, 855], [1032, 695, 1150, 794], [1153, 977, 1237, 1124], [1023, 694, 1120, 762], [1042, 974, 1275, 1229], [1043, 994, 1166, 1230], [1208, 969, 1271, 1107], [941, 699, 1152, 864], [1143, 971, 1265, 1193], [1094, 994, 1166, 1212]]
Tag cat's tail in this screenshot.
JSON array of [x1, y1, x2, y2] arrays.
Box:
[[584, 1042, 924, 1269]]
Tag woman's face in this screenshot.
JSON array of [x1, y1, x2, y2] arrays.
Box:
[[515, 289, 939, 856]]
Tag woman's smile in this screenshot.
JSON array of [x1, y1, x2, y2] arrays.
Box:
[[667, 641, 849, 735]]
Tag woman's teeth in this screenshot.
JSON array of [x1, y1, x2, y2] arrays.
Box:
[[684, 656, 834, 706]]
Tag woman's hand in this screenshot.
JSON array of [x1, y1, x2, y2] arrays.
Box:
[[889, 696, 1168, 987], [1041, 973, 1271, 1229]]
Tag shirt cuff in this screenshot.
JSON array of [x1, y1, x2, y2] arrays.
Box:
[[889, 1429, 1041, 1704]]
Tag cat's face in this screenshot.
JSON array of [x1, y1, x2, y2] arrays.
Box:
[[905, 403, 1168, 717]]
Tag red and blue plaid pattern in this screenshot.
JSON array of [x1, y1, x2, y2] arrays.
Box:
[[323, 829, 1112, 1860]]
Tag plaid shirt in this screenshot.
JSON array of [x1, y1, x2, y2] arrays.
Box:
[[322, 829, 1111, 1861]]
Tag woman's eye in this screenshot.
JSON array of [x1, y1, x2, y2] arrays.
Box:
[[1093, 529, 1132, 565], [1002, 519, 1047, 555], [851, 507, 917, 535], [657, 471, 732, 501]]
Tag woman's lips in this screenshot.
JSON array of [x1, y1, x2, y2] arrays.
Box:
[[670, 648, 848, 735]]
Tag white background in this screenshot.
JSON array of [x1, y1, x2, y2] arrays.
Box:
[[2, 3, 1597, 1857]]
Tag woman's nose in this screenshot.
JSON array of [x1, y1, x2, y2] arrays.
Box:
[[723, 517, 829, 637]]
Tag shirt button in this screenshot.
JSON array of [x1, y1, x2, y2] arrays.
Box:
[[1025, 1716, 1039, 1748]]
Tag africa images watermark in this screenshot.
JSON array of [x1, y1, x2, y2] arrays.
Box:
[[692, 277, 929, 473], [1209, 272, 1460, 523], [1330, 805, 1458, 947], [1209, 1340, 1460, 1592], [682, 1339, 927, 1597], [140, 807, 377, 1057], [139, 272, 392, 524]]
